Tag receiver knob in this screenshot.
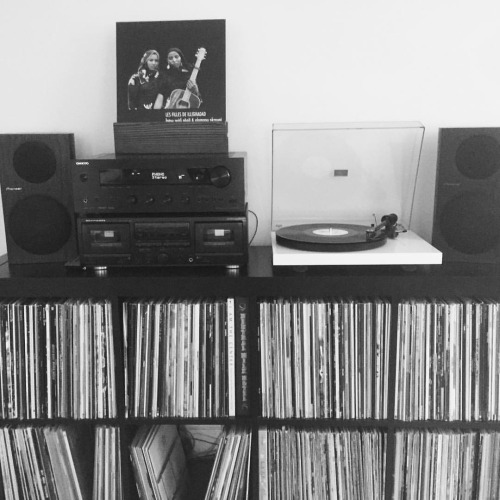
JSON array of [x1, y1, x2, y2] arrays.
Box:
[[209, 165, 231, 188]]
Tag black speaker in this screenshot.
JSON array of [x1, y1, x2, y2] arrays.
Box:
[[432, 128, 500, 263], [0, 134, 77, 264]]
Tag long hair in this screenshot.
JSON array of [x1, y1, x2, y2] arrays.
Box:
[[138, 49, 160, 73]]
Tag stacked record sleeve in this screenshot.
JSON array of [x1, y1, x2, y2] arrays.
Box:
[[0, 299, 117, 420], [394, 298, 500, 421], [122, 297, 249, 418], [258, 426, 387, 499], [113, 121, 228, 155], [258, 297, 392, 419]]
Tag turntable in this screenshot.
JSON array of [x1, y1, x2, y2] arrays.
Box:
[[271, 122, 442, 266]]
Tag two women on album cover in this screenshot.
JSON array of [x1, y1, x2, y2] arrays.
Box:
[[127, 47, 202, 111]]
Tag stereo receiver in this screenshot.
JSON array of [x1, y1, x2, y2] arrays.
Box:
[[72, 153, 246, 215]]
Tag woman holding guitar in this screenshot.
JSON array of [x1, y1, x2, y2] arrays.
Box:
[[159, 47, 205, 109]]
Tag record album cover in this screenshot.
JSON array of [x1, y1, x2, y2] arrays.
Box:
[[116, 20, 226, 124]]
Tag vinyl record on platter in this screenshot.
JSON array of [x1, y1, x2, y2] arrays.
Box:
[[276, 223, 387, 252]]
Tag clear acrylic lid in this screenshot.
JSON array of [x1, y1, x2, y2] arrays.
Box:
[[271, 122, 425, 230]]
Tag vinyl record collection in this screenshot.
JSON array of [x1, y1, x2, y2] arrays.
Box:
[[258, 426, 386, 500], [0, 424, 93, 500], [130, 424, 189, 500], [477, 431, 500, 499], [204, 425, 252, 500], [93, 426, 123, 500], [129, 424, 252, 500], [395, 298, 500, 421], [393, 429, 500, 499], [123, 297, 249, 418], [258, 298, 392, 419], [0, 424, 122, 500], [0, 299, 117, 420]]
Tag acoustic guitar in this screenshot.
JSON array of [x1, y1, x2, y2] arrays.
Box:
[[166, 47, 207, 109]]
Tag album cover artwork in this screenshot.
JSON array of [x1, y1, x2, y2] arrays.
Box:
[[116, 20, 226, 124]]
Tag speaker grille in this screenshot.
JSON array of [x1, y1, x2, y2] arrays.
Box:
[[438, 191, 500, 254], [13, 140, 57, 183], [455, 134, 500, 180], [8, 195, 73, 255]]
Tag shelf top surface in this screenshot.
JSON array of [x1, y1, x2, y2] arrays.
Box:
[[0, 247, 499, 282]]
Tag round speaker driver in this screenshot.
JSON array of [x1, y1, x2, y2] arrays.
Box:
[[8, 195, 72, 255], [13, 141, 57, 184]]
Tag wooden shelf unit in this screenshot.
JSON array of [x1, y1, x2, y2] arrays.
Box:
[[1, 246, 500, 499]]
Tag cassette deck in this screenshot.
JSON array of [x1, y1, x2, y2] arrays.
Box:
[[77, 214, 248, 268]]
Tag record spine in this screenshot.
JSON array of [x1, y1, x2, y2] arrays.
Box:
[[235, 297, 249, 416]]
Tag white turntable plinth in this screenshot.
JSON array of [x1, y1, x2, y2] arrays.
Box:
[[272, 230, 442, 266]]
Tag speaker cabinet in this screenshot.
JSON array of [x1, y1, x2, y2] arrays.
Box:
[[0, 134, 77, 264], [432, 128, 500, 263]]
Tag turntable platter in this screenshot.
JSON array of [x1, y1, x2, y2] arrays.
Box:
[[275, 223, 387, 252]]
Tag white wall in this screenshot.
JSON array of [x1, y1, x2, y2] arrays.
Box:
[[1, 0, 500, 254]]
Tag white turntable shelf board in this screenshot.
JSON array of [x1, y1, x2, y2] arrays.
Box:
[[272, 230, 442, 266]]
